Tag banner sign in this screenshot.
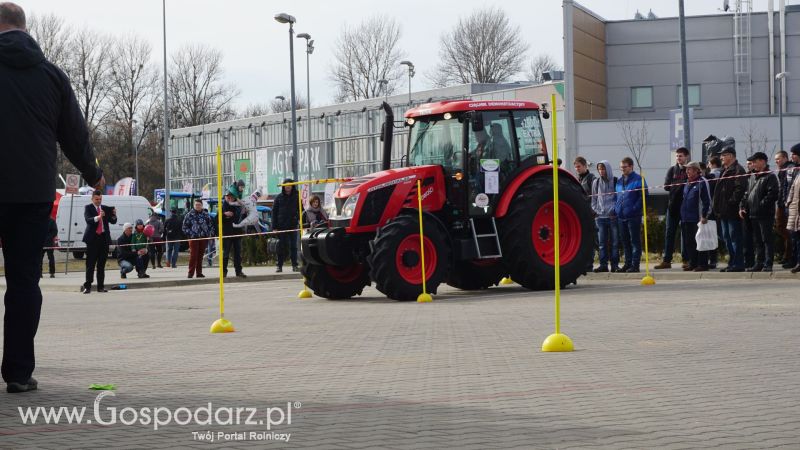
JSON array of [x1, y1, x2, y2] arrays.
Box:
[[114, 177, 134, 196], [234, 159, 252, 195], [266, 145, 327, 195], [669, 108, 694, 150]]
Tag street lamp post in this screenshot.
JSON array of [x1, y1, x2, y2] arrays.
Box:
[[297, 33, 314, 181], [162, 0, 170, 217], [776, 72, 790, 152], [275, 13, 299, 181], [133, 119, 139, 195], [275, 95, 286, 161], [400, 60, 415, 105]]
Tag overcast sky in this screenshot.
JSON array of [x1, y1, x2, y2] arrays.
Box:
[[24, 0, 793, 109]]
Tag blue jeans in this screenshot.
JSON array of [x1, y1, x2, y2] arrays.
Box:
[[167, 242, 180, 267], [119, 260, 135, 275], [720, 219, 744, 269], [618, 217, 642, 268], [595, 217, 619, 268], [662, 213, 685, 263]]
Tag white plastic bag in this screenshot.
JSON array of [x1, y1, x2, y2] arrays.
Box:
[[696, 220, 718, 251]]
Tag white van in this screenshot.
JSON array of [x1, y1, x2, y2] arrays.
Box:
[[56, 195, 154, 258]]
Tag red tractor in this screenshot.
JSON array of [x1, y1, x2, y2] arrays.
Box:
[[301, 100, 593, 300]]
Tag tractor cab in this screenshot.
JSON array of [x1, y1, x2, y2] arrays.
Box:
[[405, 100, 549, 217]]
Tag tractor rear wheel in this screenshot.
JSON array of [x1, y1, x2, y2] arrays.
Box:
[[446, 259, 505, 290], [368, 214, 451, 301], [499, 176, 593, 290], [302, 262, 370, 299]]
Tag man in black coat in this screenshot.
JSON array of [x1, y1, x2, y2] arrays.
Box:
[[0, 3, 104, 393], [82, 191, 117, 293], [655, 147, 689, 269], [712, 147, 748, 272], [272, 178, 299, 272], [740, 152, 780, 272], [42, 217, 58, 278], [222, 191, 246, 278]]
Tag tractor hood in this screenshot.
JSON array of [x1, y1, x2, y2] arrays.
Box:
[[328, 166, 446, 232]]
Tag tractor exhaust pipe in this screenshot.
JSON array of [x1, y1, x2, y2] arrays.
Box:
[[380, 102, 394, 170]]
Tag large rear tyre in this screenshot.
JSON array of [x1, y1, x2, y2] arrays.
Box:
[[499, 176, 593, 290], [368, 214, 451, 301], [302, 262, 370, 299], [446, 259, 505, 290]]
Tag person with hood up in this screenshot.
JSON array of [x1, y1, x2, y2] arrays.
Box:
[[591, 160, 619, 272], [272, 178, 300, 272], [146, 211, 165, 269], [615, 157, 647, 273]]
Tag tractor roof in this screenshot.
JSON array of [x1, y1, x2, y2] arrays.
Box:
[[404, 100, 540, 118]]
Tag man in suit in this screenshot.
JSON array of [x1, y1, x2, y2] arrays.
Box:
[[81, 191, 116, 293], [1, 3, 105, 393]]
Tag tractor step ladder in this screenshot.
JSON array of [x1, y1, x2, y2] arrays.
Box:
[[470, 217, 503, 259]]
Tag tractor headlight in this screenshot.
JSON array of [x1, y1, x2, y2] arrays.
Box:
[[324, 202, 338, 219], [340, 193, 360, 219]]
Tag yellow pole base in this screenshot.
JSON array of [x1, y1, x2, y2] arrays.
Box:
[[541, 333, 574, 352], [500, 277, 514, 285], [210, 318, 235, 333], [297, 288, 313, 299], [417, 293, 433, 303], [640, 275, 656, 285]]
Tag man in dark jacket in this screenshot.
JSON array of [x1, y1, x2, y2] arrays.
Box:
[[740, 152, 780, 272], [116, 223, 137, 279], [272, 178, 299, 272], [712, 147, 747, 272], [655, 147, 689, 269], [222, 190, 246, 278], [0, 3, 105, 393], [614, 158, 647, 273], [163, 208, 182, 268]]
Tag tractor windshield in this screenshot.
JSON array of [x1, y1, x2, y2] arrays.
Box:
[[512, 110, 546, 161], [408, 117, 462, 172]]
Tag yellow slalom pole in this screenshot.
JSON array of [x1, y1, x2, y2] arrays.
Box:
[[542, 94, 573, 352], [640, 172, 656, 285], [211, 145, 234, 333], [296, 183, 312, 298], [416, 179, 433, 303]]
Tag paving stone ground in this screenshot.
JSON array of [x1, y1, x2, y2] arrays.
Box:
[[0, 278, 798, 449]]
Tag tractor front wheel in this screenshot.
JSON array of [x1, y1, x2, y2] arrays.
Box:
[[369, 214, 451, 301], [499, 176, 593, 290], [302, 262, 370, 299]]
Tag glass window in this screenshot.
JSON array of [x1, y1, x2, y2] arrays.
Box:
[[512, 110, 545, 162], [677, 85, 701, 107], [408, 117, 462, 173], [631, 87, 653, 109]]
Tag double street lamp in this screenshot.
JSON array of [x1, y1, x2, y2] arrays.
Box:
[[275, 95, 287, 157], [297, 32, 314, 181], [400, 60, 415, 105], [274, 12, 299, 181]]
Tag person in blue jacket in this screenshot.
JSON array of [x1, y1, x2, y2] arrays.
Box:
[[680, 162, 713, 271], [615, 157, 648, 273]]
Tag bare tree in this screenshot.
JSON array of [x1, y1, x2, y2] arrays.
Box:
[[330, 15, 405, 102], [169, 44, 240, 127], [67, 28, 115, 131], [429, 7, 529, 88], [268, 94, 308, 114], [526, 53, 561, 84], [26, 13, 71, 68], [738, 121, 771, 159], [618, 120, 652, 172], [108, 34, 159, 155]]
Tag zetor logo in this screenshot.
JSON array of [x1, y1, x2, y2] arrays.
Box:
[[420, 187, 434, 201]]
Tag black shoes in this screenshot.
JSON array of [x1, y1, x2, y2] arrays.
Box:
[[97, 287, 108, 293], [625, 267, 640, 273], [292, 266, 300, 272], [196, 274, 206, 278], [746, 265, 764, 272], [276, 267, 283, 273], [121, 272, 127, 279], [7, 377, 37, 393], [236, 272, 247, 278], [593, 266, 609, 273], [610, 266, 621, 273], [81, 285, 91, 294]]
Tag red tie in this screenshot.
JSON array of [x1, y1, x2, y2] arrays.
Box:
[[96, 206, 103, 235]]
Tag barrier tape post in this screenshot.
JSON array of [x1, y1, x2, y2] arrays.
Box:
[[640, 172, 656, 285], [211, 145, 234, 333], [296, 182, 312, 299], [416, 179, 433, 303], [542, 93, 573, 352]]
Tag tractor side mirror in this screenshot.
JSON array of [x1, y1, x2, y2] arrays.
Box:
[[541, 103, 550, 120], [471, 112, 484, 132]]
